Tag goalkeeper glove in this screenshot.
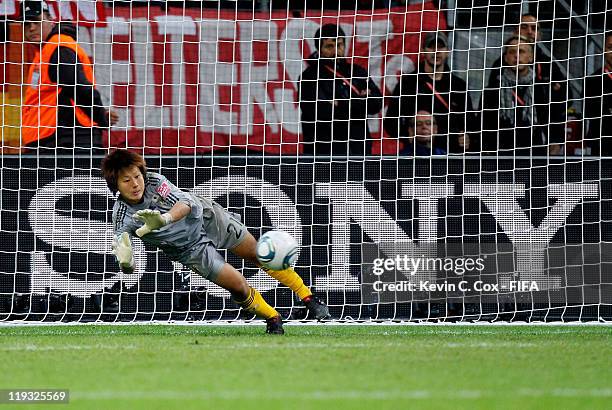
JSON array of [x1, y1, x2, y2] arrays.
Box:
[[133, 209, 174, 237], [112, 232, 134, 269]]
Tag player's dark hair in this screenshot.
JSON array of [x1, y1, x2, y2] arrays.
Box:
[[20, 1, 52, 23], [314, 24, 346, 50], [520, 13, 538, 22], [101, 149, 147, 194]]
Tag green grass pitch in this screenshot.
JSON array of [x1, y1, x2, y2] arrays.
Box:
[[0, 324, 610, 409]]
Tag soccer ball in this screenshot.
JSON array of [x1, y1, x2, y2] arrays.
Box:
[[256, 230, 299, 271]]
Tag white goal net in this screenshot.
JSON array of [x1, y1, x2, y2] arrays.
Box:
[[0, 0, 609, 322]]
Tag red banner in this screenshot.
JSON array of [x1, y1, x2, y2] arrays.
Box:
[[0, 0, 17, 18], [1, 0, 106, 25], [104, 4, 447, 154], [47, 0, 106, 27]]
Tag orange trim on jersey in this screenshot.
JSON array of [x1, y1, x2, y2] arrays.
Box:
[[22, 34, 98, 146]]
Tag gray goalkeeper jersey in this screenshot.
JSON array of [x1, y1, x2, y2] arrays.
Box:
[[112, 172, 207, 260], [113, 172, 247, 278]]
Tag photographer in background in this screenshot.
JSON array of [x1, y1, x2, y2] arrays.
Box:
[[584, 31, 612, 156], [385, 32, 474, 154], [299, 24, 383, 156], [19, 1, 118, 155]]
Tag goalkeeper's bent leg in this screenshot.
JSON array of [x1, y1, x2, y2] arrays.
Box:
[[233, 287, 279, 320], [229, 233, 314, 301], [262, 266, 313, 301], [212, 262, 279, 320], [264, 267, 330, 320]]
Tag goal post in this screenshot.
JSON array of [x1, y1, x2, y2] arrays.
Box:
[[0, 0, 609, 323]]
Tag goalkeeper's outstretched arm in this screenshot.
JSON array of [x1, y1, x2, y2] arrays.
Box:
[[111, 204, 190, 272], [112, 232, 135, 274], [133, 202, 191, 237], [166, 202, 191, 223], [113, 202, 191, 272]]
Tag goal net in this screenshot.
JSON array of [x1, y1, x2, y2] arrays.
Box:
[[0, 0, 609, 323]]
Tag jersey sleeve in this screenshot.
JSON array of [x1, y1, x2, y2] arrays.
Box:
[[112, 201, 134, 237], [147, 172, 203, 219]]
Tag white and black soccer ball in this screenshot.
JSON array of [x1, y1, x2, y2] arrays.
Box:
[[256, 230, 299, 271]]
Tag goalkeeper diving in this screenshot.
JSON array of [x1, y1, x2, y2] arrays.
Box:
[[102, 149, 329, 334]]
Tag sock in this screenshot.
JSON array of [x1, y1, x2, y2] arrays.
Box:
[[263, 267, 312, 301], [234, 287, 279, 320]]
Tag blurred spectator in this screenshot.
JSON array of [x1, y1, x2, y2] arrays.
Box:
[[481, 36, 564, 155], [492, 14, 569, 116], [398, 110, 447, 155], [18, 1, 118, 155], [298, 24, 383, 156], [583, 31, 612, 156], [385, 31, 474, 154]]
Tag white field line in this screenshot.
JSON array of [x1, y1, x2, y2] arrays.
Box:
[[0, 320, 610, 327], [0, 324, 595, 336], [0, 327, 603, 337], [192, 341, 539, 349], [0, 344, 136, 351], [192, 341, 540, 349], [70, 388, 612, 401], [0, 341, 550, 351]]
